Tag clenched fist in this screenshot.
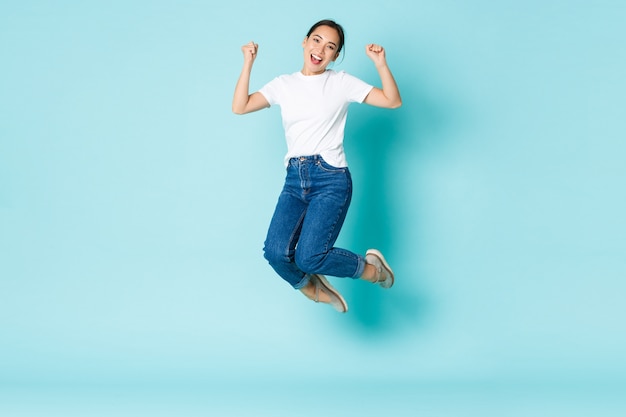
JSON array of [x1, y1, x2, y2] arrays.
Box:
[[365, 43, 387, 67], [241, 41, 259, 64]]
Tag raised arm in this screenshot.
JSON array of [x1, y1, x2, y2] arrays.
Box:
[[363, 44, 402, 109], [232, 41, 270, 115]]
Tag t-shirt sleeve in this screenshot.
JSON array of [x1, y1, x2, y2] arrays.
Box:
[[258, 77, 279, 107], [341, 72, 374, 103]]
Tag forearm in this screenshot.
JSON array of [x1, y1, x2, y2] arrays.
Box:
[[232, 62, 253, 114], [376, 63, 402, 108]]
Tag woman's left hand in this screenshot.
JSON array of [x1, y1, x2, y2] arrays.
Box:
[[365, 44, 387, 67]]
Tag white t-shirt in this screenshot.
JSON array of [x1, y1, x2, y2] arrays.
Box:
[[258, 70, 373, 167]]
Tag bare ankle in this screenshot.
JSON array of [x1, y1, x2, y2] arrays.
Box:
[[360, 264, 377, 283]]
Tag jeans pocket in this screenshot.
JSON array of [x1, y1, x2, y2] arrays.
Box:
[[316, 157, 346, 173]]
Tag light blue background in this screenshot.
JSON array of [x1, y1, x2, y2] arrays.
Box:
[[2, 0, 625, 415]]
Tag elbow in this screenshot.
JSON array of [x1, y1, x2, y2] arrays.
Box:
[[389, 98, 402, 109], [232, 97, 247, 114], [382, 93, 402, 109]]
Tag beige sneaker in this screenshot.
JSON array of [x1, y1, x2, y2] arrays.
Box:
[[365, 249, 395, 289], [308, 274, 348, 313]]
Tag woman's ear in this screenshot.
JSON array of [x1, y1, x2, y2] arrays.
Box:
[[302, 36, 308, 48]]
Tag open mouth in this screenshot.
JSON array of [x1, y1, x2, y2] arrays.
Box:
[[311, 54, 322, 65]]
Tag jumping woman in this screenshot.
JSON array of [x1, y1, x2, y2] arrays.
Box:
[[232, 19, 402, 313]]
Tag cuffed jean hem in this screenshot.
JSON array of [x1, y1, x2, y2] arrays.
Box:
[[353, 255, 367, 279], [290, 255, 364, 291], [293, 274, 311, 290]]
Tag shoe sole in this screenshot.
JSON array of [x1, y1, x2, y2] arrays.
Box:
[[313, 274, 348, 313], [366, 249, 395, 288]]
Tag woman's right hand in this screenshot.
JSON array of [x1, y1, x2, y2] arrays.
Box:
[[241, 41, 259, 64]]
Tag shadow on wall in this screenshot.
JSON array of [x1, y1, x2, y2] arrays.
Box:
[[340, 77, 451, 338]]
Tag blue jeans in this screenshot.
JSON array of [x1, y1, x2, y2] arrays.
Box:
[[263, 155, 366, 289]]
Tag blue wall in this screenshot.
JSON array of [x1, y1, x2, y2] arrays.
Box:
[[2, 1, 625, 415]]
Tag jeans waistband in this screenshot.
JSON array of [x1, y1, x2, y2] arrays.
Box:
[[288, 155, 322, 164]]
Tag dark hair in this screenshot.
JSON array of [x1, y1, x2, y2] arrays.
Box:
[[306, 19, 345, 56]]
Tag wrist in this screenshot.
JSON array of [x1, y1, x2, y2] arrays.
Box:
[[375, 62, 389, 71]]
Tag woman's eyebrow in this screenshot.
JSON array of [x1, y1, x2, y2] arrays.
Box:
[[313, 34, 337, 47]]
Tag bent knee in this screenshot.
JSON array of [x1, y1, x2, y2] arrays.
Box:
[[294, 251, 325, 273], [263, 245, 291, 266]]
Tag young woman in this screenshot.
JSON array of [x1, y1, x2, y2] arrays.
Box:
[[232, 19, 402, 313]]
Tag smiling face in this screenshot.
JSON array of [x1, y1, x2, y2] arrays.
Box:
[[301, 25, 341, 75]]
